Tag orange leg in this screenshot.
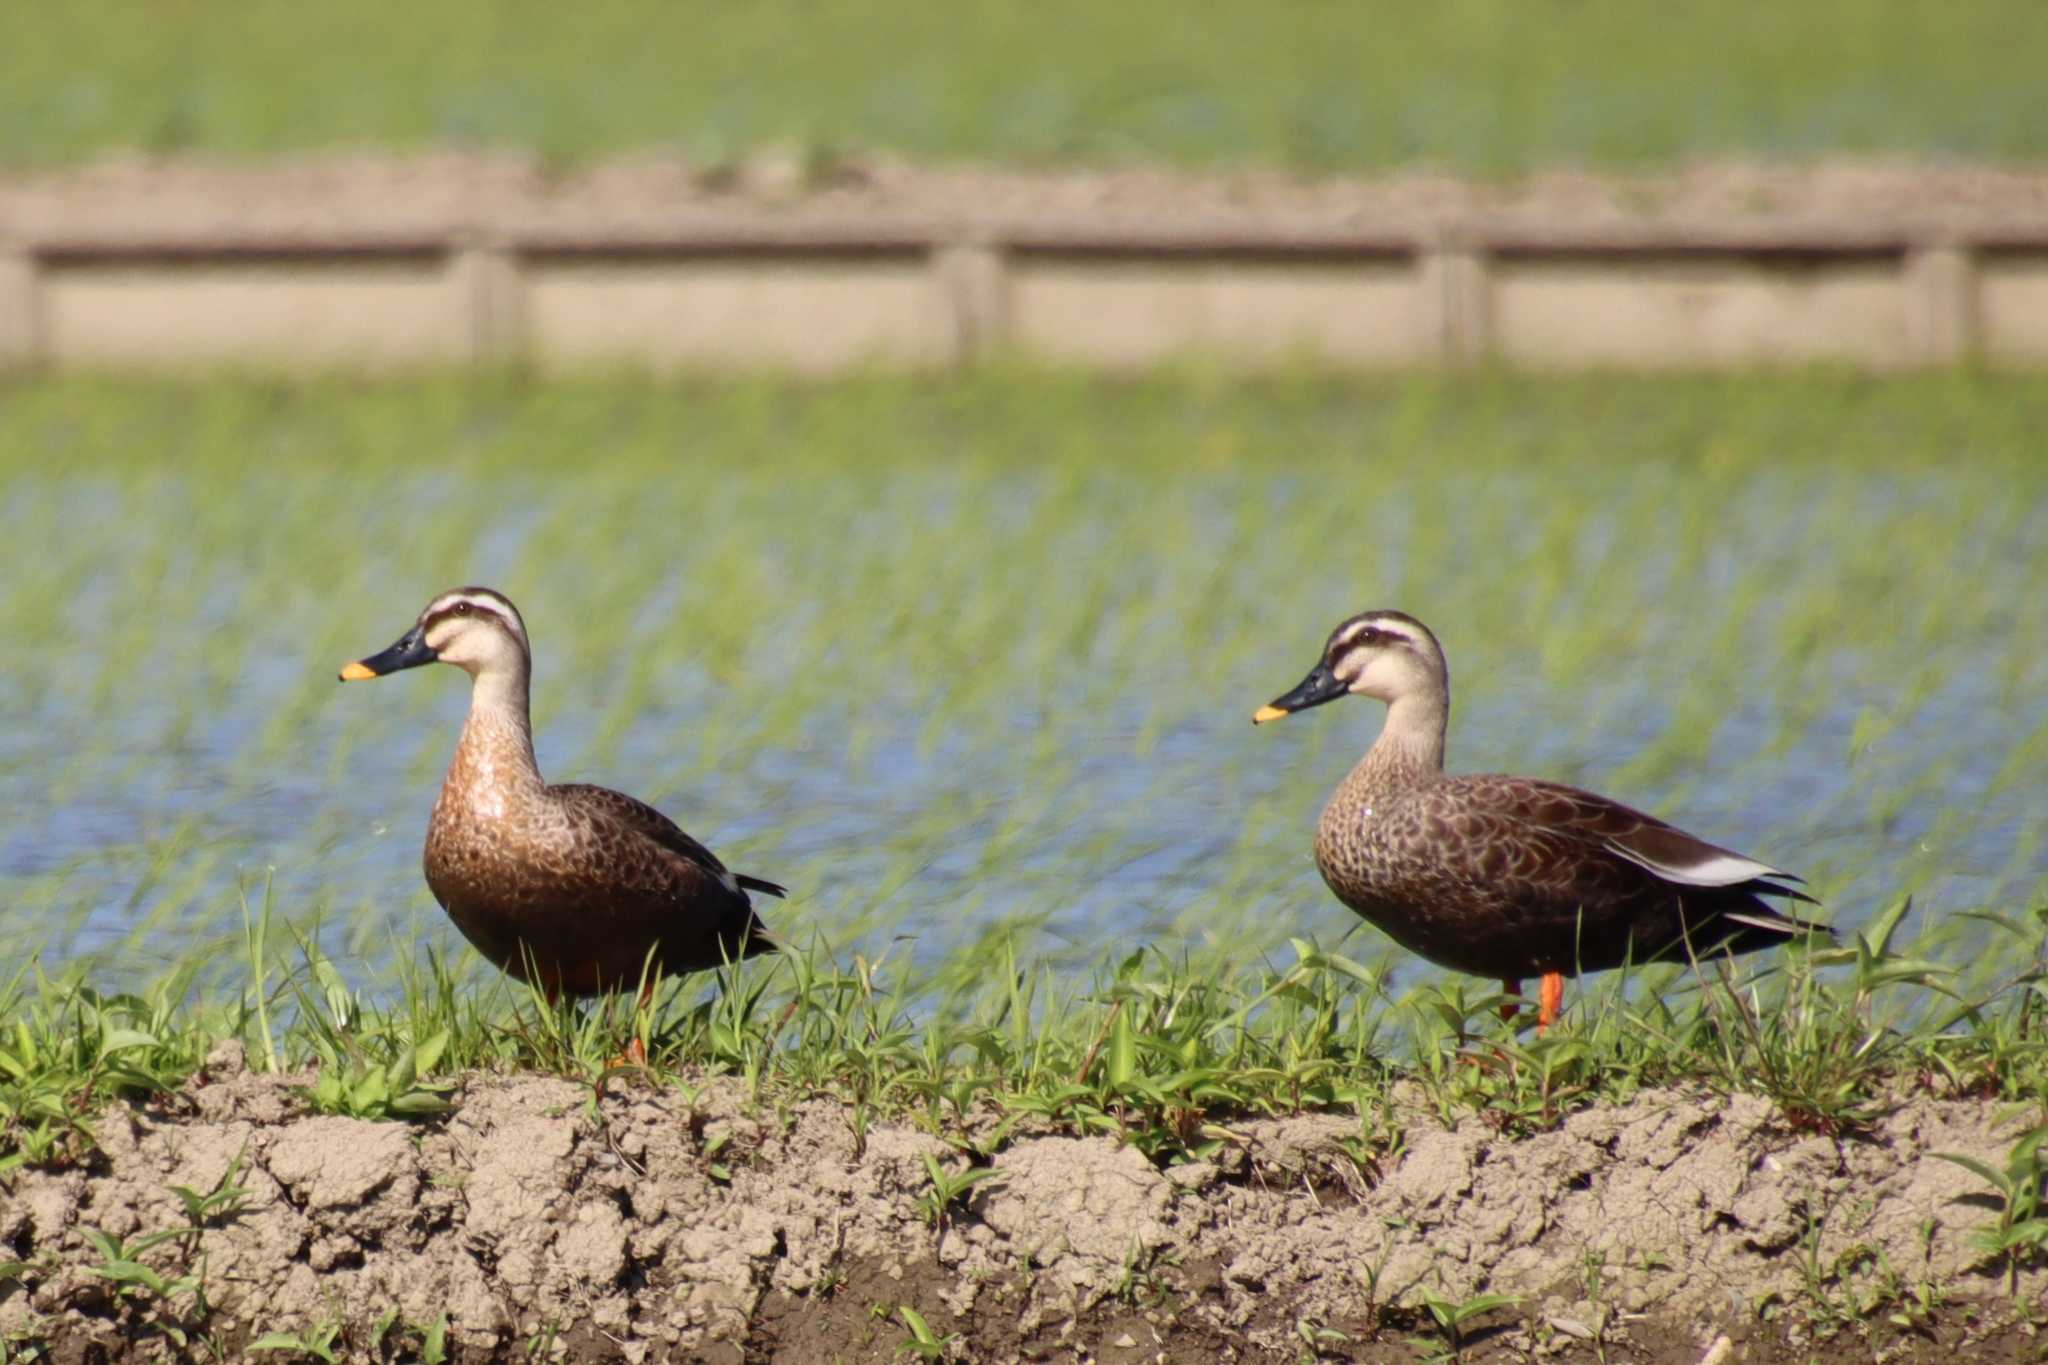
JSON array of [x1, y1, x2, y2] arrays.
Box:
[[1537, 972, 1565, 1033], [1500, 979, 1522, 1025], [616, 979, 658, 1067]]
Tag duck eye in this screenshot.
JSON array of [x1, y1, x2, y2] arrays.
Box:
[[453, 602, 471, 616]]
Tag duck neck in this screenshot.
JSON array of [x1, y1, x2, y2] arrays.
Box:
[[449, 659, 544, 800], [1341, 690, 1448, 806]]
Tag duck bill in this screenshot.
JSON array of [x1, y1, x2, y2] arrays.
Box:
[[338, 626, 435, 681], [1252, 663, 1346, 724]]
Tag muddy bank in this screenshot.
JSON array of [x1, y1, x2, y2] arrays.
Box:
[[0, 1045, 2039, 1362]]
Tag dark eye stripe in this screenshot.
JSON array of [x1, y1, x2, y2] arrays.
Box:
[[1330, 624, 1409, 663], [424, 602, 516, 635]]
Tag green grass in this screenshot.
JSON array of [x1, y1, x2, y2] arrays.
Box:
[[2, 1, 2045, 170], [4, 892, 2046, 1174], [15, 910, 2048, 1353], [2, 371, 2047, 1348]]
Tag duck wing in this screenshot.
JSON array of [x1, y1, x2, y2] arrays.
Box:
[[551, 783, 786, 899], [1440, 774, 1830, 951], [1478, 776, 1815, 904], [1369, 775, 1828, 975]]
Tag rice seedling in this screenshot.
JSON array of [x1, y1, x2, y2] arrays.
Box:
[[4, 371, 2044, 995], [1, 2, 2042, 170], [0, 369, 2043, 1189]]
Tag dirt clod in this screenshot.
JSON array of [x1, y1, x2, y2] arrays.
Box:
[[0, 1069, 2039, 1361]]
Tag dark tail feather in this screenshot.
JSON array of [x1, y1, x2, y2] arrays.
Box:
[[1720, 885, 1834, 950], [719, 907, 785, 962], [1754, 877, 1820, 906], [740, 919, 787, 958], [737, 874, 787, 899]]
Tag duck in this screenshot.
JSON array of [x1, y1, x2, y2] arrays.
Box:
[[339, 586, 783, 999], [1253, 610, 1825, 1030]]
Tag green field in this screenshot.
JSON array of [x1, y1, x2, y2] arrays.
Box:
[[3, 367, 2047, 1198], [3, 1, 2044, 170], [4, 369, 2043, 982]]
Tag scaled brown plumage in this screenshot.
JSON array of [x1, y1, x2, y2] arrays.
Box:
[[1257, 610, 1825, 1028], [342, 586, 782, 997]]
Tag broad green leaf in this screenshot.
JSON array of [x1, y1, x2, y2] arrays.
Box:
[[99, 1028, 159, 1055]]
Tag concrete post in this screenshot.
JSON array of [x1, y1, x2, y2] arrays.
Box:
[[454, 239, 522, 364], [0, 246, 37, 370], [934, 240, 1007, 366], [1418, 236, 1489, 365], [1906, 243, 1975, 365]]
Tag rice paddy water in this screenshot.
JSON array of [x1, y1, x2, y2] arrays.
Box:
[[4, 0, 2044, 169], [3, 370, 2043, 1010]]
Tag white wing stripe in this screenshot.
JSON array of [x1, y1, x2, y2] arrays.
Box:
[[1604, 840, 1786, 887]]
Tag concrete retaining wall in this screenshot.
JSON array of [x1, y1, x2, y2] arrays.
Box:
[[2, 219, 2044, 371]]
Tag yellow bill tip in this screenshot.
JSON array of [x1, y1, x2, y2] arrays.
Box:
[[1252, 704, 1288, 725], [338, 660, 378, 682]]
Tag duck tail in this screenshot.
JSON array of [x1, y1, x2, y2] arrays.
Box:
[[1752, 876, 1820, 907], [1719, 887, 1834, 947], [734, 914, 786, 959], [737, 873, 787, 899]]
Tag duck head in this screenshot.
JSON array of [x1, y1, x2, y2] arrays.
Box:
[[1253, 609, 1447, 723], [339, 586, 530, 682]]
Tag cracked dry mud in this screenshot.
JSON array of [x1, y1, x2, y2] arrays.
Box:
[[1, 1042, 2041, 1363]]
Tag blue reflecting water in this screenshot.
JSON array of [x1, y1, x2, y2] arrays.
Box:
[[3, 382, 2044, 992]]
